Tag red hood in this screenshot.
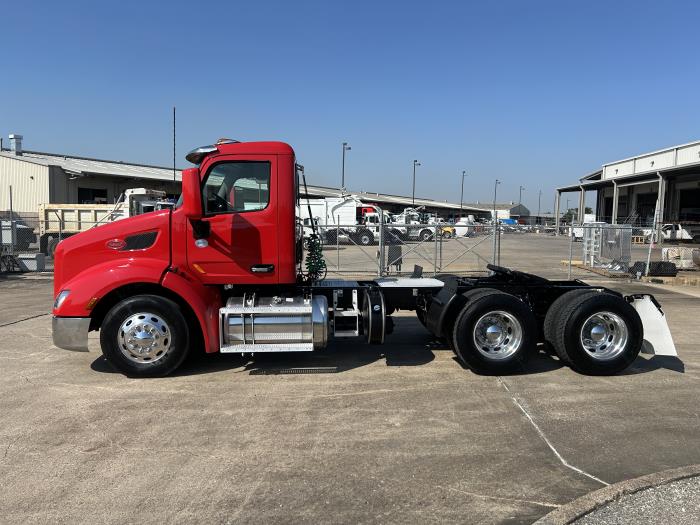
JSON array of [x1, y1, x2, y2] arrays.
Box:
[[53, 210, 171, 297]]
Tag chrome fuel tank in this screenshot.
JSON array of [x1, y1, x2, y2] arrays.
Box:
[[219, 294, 328, 353]]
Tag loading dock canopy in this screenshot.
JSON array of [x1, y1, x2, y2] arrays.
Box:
[[555, 139, 700, 227]]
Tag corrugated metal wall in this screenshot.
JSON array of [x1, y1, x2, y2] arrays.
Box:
[[0, 156, 50, 214]]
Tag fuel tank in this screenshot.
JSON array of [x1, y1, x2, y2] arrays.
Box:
[[219, 294, 328, 353]]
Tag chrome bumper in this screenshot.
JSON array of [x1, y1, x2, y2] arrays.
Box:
[[52, 316, 91, 352]]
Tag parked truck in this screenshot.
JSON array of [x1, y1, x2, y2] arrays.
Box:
[[52, 140, 676, 378], [299, 196, 383, 246], [390, 207, 437, 242], [643, 224, 700, 244], [38, 188, 172, 256]]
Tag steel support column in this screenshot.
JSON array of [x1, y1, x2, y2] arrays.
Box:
[[656, 172, 666, 244], [554, 191, 561, 234], [611, 181, 619, 225]]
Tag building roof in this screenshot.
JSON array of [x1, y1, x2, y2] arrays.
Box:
[[302, 185, 491, 212], [0, 149, 182, 181], [1, 148, 489, 213], [462, 202, 524, 211], [558, 139, 700, 192]]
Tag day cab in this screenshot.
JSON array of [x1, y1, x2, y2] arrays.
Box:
[[52, 139, 677, 378]]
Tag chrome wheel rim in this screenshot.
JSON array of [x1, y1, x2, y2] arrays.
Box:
[[580, 311, 628, 361], [118, 312, 171, 363], [472, 310, 523, 360]]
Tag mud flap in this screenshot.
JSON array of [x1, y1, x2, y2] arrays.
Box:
[[629, 295, 677, 357]]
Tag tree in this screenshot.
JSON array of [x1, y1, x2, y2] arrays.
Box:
[[562, 207, 594, 223]]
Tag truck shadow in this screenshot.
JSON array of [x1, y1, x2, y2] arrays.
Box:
[[620, 354, 685, 374], [175, 341, 437, 376]]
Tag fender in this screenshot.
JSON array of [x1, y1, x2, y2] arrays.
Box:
[[53, 258, 169, 317], [161, 270, 221, 354]]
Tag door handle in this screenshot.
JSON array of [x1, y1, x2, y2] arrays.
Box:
[[250, 264, 275, 273]]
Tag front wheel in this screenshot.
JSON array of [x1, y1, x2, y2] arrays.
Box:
[[100, 294, 190, 377]]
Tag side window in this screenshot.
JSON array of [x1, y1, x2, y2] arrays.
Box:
[[202, 161, 270, 214]]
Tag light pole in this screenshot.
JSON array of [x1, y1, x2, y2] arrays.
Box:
[[412, 160, 421, 205], [537, 190, 542, 225], [460, 170, 468, 214], [341, 142, 351, 190], [565, 198, 570, 224], [492, 179, 501, 266]]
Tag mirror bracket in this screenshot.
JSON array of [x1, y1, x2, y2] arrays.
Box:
[[190, 219, 210, 239]]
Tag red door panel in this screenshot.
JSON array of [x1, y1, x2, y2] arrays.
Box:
[[186, 155, 279, 284]]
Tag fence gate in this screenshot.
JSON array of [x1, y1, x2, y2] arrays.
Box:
[[582, 224, 632, 273]]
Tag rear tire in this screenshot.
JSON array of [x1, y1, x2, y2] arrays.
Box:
[[443, 288, 497, 353], [100, 294, 190, 377], [325, 230, 338, 245], [452, 290, 536, 374], [544, 289, 600, 364], [550, 292, 642, 375], [357, 230, 374, 246], [419, 229, 433, 242]]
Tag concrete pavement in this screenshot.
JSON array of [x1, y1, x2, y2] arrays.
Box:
[[0, 244, 698, 524]]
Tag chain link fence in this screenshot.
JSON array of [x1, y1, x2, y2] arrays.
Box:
[[0, 214, 110, 272], [302, 221, 543, 278], [3, 210, 696, 277]]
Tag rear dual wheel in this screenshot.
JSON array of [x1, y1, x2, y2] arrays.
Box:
[[452, 289, 536, 374], [544, 290, 642, 375]]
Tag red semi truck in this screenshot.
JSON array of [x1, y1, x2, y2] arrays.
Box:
[[52, 140, 676, 377]]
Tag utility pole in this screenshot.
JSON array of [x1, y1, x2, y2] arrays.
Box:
[[341, 142, 351, 190], [460, 170, 467, 213], [412, 160, 421, 205], [537, 189, 542, 225]]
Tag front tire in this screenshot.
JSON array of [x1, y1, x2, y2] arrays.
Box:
[[100, 294, 190, 377], [452, 290, 536, 374]]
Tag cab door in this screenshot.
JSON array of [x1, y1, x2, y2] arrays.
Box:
[[186, 155, 279, 284]]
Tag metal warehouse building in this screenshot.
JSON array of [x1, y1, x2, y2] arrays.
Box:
[[0, 135, 182, 218], [0, 134, 493, 220], [556, 139, 700, 230]]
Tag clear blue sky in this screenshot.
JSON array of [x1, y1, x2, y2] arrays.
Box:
[[2, 0, 700, 212]]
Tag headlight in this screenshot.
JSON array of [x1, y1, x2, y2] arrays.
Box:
[[54, 290, 70, 310]]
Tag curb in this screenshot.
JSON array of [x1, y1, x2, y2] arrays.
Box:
[[534, 464, 700, 525]]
